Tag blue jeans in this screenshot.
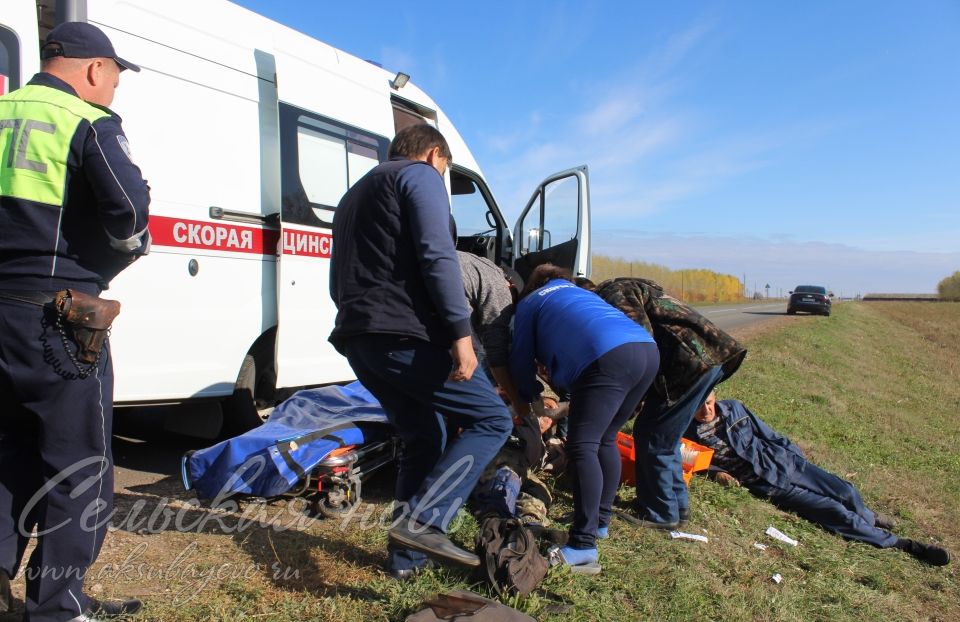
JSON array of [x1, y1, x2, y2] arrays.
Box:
[[764, 462, 897, 548], [566, 342, 659, 549], [343, 334, 512, 570], [634, 365, 724, 523]]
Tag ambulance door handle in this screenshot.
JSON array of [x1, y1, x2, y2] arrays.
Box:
[[209, 206, 276, 227]]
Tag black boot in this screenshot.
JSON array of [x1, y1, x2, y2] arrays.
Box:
[[895, 538, 951, 566]]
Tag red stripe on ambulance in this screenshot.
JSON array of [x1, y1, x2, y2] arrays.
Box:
[[280, 229, 332, 258], [150, 215, 279, 255]]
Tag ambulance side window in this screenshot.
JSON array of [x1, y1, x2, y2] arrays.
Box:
[[279, 103, 388, 227], [0, 26, 20, 94]]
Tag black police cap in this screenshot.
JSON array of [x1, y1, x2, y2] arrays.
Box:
[[41, 22, 141, 72]]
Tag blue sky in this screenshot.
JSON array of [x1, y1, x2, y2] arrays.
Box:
[[232, 0, 959, 295]]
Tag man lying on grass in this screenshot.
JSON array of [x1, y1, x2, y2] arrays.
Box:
[[685, 392, 951, 566]]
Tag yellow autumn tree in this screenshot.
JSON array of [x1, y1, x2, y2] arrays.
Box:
[[590, 255, 744, 302]]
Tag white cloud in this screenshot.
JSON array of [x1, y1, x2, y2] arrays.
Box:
[[378, 46, 417, 76], [480, 18, 798, 226]]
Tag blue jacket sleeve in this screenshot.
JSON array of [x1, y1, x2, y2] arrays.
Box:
[[749, 409, 806, 459], [509, 300, 541, 403], [397, 163, 471, 340], [84, 113, 151, 256]]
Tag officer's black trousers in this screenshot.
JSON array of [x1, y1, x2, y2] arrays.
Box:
[[0, 298, 113, 622]]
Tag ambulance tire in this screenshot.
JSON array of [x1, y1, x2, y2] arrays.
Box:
[[222, 332, 277, 436]]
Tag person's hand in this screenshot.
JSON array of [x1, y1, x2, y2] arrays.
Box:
[[449, 336, 477, 382], [715, 472, 740, 487]]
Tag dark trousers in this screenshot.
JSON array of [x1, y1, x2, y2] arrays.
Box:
[[566, 342, 659, 549], [763, 462, 897, 548], [0, 299, 113, 622], [634, 365, 724, 523], [343, 334, 512, 570]]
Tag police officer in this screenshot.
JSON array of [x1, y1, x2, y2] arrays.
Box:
[[0, 22, 150, 621]]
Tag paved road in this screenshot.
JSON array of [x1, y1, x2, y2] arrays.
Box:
[[693, 301, 788, 333]]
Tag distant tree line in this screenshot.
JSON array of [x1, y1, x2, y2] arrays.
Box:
[[938, 271, 960, 301], [591, 255, 744, 302]]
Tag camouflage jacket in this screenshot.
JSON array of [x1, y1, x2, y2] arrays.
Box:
[[595, 277, 747, 406]]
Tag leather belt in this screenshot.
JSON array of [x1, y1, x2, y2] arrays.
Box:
[[0, 290, 57, 307]]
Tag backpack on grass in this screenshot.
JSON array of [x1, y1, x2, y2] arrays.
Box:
[[475, 516, 549, 597]]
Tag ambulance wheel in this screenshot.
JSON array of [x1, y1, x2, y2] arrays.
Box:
[[222, 329, 277, 436]]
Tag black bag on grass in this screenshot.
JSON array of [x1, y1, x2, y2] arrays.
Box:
[[475, 516, 549, 597]]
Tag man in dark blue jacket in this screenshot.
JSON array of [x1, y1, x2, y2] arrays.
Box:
[[329, 124, 511, 578], [686, 393, 950, 566]]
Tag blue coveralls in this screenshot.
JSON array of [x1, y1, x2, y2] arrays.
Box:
[[510, 280, 658, 549], [330, 158, 512, 571], [687, 400, 898, 548], [0, 73, 150, 621]]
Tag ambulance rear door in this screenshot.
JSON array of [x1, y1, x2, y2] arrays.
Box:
[[511, 166, 592, 282], [0, 1, 39, 95]]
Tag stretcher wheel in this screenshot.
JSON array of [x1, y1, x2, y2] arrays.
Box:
[[312, 480, 359, 519]]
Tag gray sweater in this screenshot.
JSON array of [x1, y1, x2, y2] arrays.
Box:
[[457, 251, 515, 367]]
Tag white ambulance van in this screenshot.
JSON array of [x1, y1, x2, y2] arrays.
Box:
[[1, 0, 591, 433]]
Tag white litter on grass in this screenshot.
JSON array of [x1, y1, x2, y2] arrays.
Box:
[[766, 526, 798, 546], [669, 531, 708, 543], [772, 573, 783, 584], [753, 542, 768, 550]]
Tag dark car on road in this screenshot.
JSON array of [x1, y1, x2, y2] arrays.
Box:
[[788, 285, 832, 316]]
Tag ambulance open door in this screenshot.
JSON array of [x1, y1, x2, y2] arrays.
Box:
[[512, 165, 592, 283]]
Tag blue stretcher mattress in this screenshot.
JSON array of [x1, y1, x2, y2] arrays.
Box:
[[182, 382, 390, 499]]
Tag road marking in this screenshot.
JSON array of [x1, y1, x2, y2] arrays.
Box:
[[699, 304, 784, 316]]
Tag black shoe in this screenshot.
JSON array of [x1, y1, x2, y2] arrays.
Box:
[[678, 507, 690, 526], [389, 521, 480, 568], [0, 571, 10, 613], [895, 539, 951, 566], [77, 597, 143, 620], [873, 512, 898, 530], [388, 559, 437, 581], [639, 516, 679, 530], [633, 508, 680, 530]]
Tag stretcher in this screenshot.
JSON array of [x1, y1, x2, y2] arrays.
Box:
[[182, 382, 398, 517]]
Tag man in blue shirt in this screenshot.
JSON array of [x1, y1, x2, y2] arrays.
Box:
[[329, 125, 511, 578]]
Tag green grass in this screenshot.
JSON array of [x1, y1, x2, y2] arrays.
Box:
[[24, 302, 957, 622]]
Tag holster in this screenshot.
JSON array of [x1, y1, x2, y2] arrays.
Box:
[[54, 289, 122, 364]]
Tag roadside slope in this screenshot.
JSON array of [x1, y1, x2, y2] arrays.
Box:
[[11, 302, 953, 622]]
